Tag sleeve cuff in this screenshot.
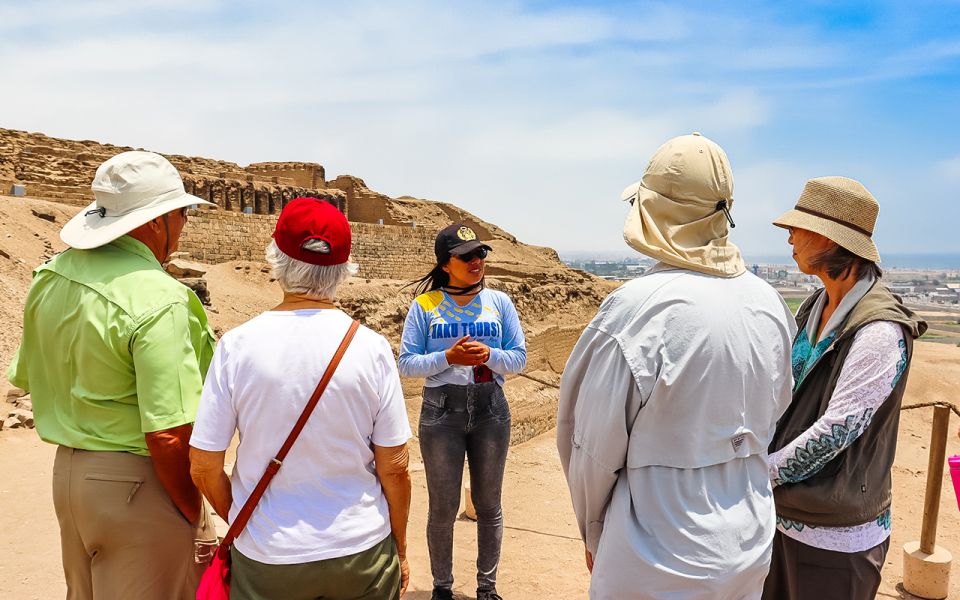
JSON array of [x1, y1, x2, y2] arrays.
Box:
[[141, 412, 194, 434], [585, 520, 604, 554], [372, 432, 413, 448], [188, 435, 231, 453]]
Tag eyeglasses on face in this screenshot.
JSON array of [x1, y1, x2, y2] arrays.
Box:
[[454, 247, 488, 262]]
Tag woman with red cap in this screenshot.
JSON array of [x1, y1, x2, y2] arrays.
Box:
[[399, 223, 527, 600], [190, 198, 413, 600]]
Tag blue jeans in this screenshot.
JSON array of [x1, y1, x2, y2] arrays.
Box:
[[419, 383, 511, 592]]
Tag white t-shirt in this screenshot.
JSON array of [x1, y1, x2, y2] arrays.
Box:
[[191, 309, 412, 564]]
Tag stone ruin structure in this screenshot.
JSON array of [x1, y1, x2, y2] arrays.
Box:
[[0, 127, 523, 279], [0, 127, 344, 214]]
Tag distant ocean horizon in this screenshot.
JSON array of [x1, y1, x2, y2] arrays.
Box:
[[744, 254, 960, 271], [559, 251, 960, 271]]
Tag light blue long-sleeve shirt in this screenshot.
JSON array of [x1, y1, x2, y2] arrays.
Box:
[[398, 288, 526, 387]]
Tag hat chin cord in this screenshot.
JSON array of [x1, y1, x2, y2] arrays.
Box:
[[443, 279, 485, 296], [161, 213, 173, 262], [715, 200, 736, 228]]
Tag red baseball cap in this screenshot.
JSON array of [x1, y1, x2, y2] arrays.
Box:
[[273, 197, 351, 266]]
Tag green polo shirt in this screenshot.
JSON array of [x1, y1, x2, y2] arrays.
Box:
[[7, 235, 216, 456]]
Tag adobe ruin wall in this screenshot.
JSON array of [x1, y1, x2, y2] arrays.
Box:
[[326, 175, 406, 226], [179, 209, 436, 280], [0, 128, 341, 215], [0, 127, 516, 281]]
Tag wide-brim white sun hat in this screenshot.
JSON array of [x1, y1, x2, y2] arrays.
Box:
[[60, 150, 213, 249]]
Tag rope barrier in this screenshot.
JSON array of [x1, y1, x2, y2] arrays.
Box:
[[517, 374, 960, 420], [901, 401, 960, 418], [516, 372, 560, 389]]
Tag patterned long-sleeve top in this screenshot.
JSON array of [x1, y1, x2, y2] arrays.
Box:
[[768, 316, 907, 552]]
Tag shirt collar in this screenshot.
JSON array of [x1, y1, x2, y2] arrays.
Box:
[[106, 235, 163, 268], [806, 272, 876, 344], [646, 261, 682, 275], [645, 261, 746, 278]]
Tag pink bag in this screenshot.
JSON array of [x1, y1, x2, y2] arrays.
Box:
[[196, 544, 232, 600], [196, 320, 359, 600], [949, 455, 960, 511]]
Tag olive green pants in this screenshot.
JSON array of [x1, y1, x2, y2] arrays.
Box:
[[230, 534, 400, 600]]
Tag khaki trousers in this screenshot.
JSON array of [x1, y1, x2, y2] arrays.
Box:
[[52, 446, 217, 600]]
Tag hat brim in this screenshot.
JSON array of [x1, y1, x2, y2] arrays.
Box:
[[773, 209, 881, 263], [60, 190, 213, 250], [620, 180, 642, 202], [449, 240, 492, 256]]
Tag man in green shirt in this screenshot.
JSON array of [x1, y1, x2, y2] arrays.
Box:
[[8, 151, 217, 600]]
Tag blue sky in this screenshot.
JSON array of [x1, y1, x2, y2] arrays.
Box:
[[1, 1, 958, 259]]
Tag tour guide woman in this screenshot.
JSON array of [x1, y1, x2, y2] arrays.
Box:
[[763, 177, 926, 600], [399, 224, 526, 600]]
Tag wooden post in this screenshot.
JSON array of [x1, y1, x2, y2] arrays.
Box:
[[920, 404, 951, 553], [903, 404, 953, 598]]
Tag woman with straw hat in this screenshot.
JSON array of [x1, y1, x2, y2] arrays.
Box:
[[763, 177, 927, 600]]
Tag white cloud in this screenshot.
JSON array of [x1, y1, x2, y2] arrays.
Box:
[[935, 156, 960, 183], [0, 0, 222, 31], [730, 161, 811, 258]]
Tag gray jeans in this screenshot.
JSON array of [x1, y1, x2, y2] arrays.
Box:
[[419, 383, 511, 592]]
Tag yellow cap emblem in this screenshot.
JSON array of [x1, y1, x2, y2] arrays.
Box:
[[457, 226, 477, 241]]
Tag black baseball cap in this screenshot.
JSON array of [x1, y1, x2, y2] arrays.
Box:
[[435, 223, 492, 260]]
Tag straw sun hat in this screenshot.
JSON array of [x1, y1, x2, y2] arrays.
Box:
[[60, 151, 213, 249], [773, 176, 881, 263]]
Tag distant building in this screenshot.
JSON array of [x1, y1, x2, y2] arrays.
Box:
[[929, 288, 959, 304], [888, 285, 916, 295], [565, 257, 653, 279]]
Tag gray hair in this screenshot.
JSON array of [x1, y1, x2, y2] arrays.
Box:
[[265, 240, 358, 300]]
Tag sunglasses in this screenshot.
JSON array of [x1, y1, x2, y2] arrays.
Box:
[[454, 247, 488, 262]]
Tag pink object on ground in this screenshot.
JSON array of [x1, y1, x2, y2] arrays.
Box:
[[949, 455, 960, 511]]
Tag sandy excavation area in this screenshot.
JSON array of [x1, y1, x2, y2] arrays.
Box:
[[1, 195, 960, 599]]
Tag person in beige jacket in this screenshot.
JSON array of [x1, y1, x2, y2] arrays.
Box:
[[557, 133, 795, 599]]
